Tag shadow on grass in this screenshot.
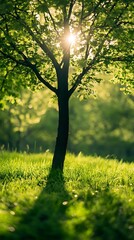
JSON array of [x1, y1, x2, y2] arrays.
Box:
[[1, 171, 134, 240], [1, 169, 71, 240], [75, 189, 134, 240]]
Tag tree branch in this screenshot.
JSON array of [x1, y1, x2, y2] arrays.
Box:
[[69, 27, 112, 96], [82, 0, 103, 20], [86, 2, 129, 65], [44, 1, 60, 37], [1, 13, 59, 94], [67, 0, 76, 22], [84, 0, 120, 61], [0, 50, 25, 65], [23, 22, 59, 70], [9, 12, 60, 71], [84, 15, 97, 60], [0, 50, 58, 94], [68, 61, 94, 98], [68, 1, 129, 97], [103, 56, 134, 63], [29, 64, 58, 94]]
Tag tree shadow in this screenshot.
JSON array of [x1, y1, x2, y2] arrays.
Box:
[[1, 170, 134, 240], [73, 189, 134, 240], [2, 169, 71, 240]]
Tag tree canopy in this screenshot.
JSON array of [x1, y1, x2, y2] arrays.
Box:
[[0, 0, 134, 170], [0, 0, 133, 103]]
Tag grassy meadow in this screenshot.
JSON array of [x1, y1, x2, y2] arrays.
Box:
[[0, 151, 134, 240]]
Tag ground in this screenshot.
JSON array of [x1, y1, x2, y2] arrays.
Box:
[[0, 152, 134, 239]]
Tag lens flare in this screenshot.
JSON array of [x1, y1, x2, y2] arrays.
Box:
[[67, 34, 76, 44]]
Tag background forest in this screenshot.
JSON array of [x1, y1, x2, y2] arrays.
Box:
[[0, 80, 134, 161]]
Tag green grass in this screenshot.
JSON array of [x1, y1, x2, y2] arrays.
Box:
[[0, 151, 134, 240]]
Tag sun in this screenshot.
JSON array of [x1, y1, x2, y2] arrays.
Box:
[[66, 33, 76, 44]]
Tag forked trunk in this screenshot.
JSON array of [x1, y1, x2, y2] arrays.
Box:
[[52, 95, 69, 171]]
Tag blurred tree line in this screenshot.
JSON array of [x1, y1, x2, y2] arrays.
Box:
[[0, 81, 134, 161]]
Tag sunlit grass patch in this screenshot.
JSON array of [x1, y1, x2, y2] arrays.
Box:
[[0, 151, 134, 239]]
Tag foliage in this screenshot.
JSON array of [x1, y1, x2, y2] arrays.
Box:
[[0, 88, 56, 151], [0, 0, 133, 104], [0, 81, 133, 160], [0, 151, 134, 239], [0, 0, 133, 170], [69, 81, 134, 160]]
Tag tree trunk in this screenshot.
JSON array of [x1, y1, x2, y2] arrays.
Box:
[[52, 94, 69, 171]]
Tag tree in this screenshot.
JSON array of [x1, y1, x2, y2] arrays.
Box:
[[69, 81, 134, 160], [0, 89, 52, 151], [0, 0, 133, 171], [0, 81, 134, 159]]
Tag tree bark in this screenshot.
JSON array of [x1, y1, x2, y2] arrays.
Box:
[[52, 39, 70, 171], [52, 93, 69, 171]]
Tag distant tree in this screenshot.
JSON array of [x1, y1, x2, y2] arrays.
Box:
[[0, 89, 51, 151], [0, 0, 133, 171], [69, 81, 134, 159]]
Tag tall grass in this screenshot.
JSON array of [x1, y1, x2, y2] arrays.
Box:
[[0, 151, 134, 239]]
